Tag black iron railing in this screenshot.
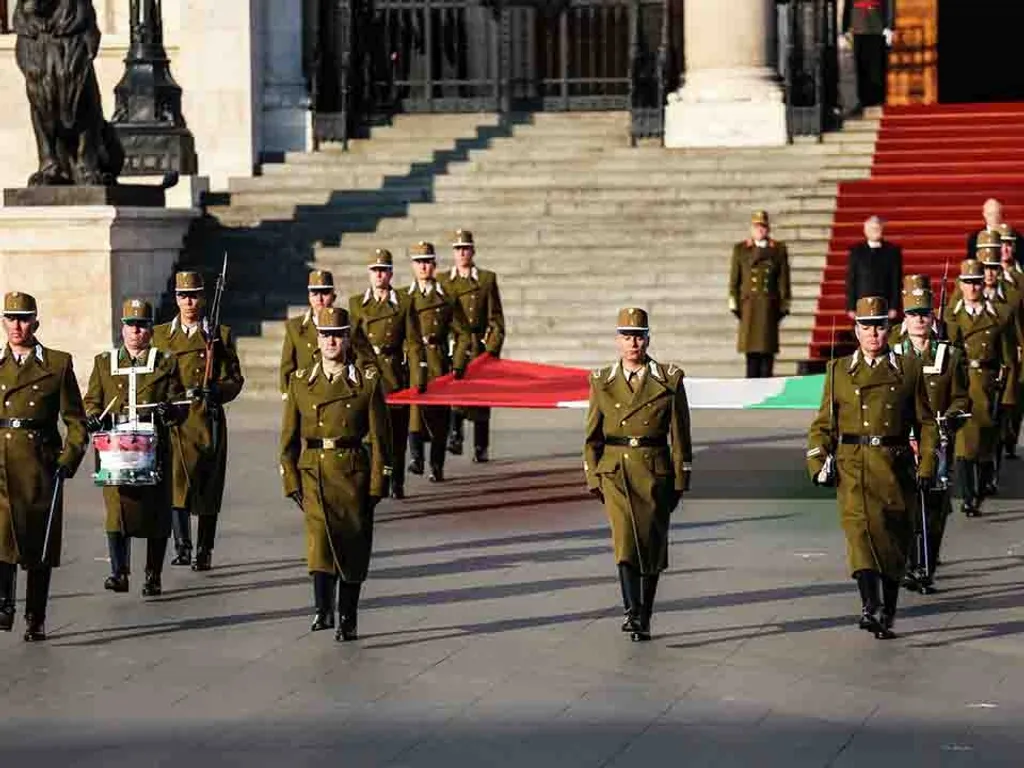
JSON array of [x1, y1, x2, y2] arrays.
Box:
[[307, 0, 681, 148], [783, 0, 840, 140]]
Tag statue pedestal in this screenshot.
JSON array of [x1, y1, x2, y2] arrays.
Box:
[[0, 201, 198, 386]]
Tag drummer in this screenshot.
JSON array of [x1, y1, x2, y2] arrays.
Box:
[[84, 299, 186, 598]]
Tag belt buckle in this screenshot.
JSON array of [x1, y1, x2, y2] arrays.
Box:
[[323, 438, 336, 450], [628, 437, 640, 448], [10, 419, 22, 429], [869, 436, 881, 447], [970, 360, 981, 369]]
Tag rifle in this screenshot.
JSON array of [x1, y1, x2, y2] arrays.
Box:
[[817, 316, 838, 486], [202, 253, 228, 393], [936, 260, 949, 340]]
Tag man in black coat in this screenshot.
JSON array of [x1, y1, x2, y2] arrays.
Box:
[[846, 216, 902, 320], [841, 0, 894, 110]]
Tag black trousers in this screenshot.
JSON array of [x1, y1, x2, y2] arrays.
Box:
[[853, 34, 888, 108], [745, 353, 774, 379], [2, 563, 52, 620], [107, 533, 169, 575], [390, 405, 410, 490], [172, 511, 218, 552]]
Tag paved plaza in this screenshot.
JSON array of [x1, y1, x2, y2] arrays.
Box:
[[2, 405, 1024, 766]]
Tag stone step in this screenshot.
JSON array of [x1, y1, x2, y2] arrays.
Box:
[[208, 196, 839, 220]]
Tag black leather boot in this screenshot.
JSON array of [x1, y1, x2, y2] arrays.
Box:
[[0, 562, 15, 632], [192, 518, 216, 571], [958, 461, 981, 517], [170, 508, 192, 566], [311, 572, 336, 632], [336, 581, 362, 642], [142, 537, 168, 596], [104, 533, 130, 593], [617, 563, 642, 637], [447, 411, 465, 456], [980, 460, 999, 498], [472, 419, 490, 463], [877, 576, 900, 640], [23, 568, 51, 642], [408, 433, 425, 476], [855, 570, 882, 634], [637, 573, 660, 641]]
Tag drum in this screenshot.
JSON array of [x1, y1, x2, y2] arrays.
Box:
[[92, 422, 160, 486]]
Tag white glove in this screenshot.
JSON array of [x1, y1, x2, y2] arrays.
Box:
[[883, 28, 893, 47]]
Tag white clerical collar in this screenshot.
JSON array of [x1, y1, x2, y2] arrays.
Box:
[[867, 240, 882, 249], [754, 239, 768, 248]]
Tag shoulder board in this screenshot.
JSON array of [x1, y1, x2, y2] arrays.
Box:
[[294, 368, 306, 379], [592, 368, 604, 380], [365, 366, 377, 381], [666, 363, 684, 378]]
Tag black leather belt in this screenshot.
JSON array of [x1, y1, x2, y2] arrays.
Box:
[[0, 418, 48, 430], [967, 359, 999, 370], [605, 436, 667, 448], [840, 434, 906, 447], [305, 437, 363, 450]]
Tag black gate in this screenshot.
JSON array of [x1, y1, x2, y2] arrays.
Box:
[[304, 0, 680, 148], [782, 0, 840, 138]]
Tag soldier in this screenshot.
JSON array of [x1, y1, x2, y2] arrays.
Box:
[[890, 276, 970, 594], [979, 231, 1024, 476], [807, 296, 937, 640], [153, 271, 245, 572], [441, 229, 505, 462], [279, 269, 339, 396], [280, 307, 392, 641], [85, 299, 186, 598], [998, 222, 1024, 458], [729, 210, 791, 378], [841, 0, 894, 111], [584, 308, 692, 643], [0, 292, 88, 642], [945, 260, 1017, 517], [406, 242, 470, 483], [349, 249, 425, 500]]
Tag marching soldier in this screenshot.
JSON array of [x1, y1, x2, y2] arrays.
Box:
[[729, 210, 791, 379], [998, 222, 1024, 458], [890, 276, 970, 594], [807, 296, 937, 640], [979, 231, 1024, 477], [584, 308, 691, 643], [0, 292, 88, 642], [153, 271, 244, 572], [279, 269, 339, 396], [280, 307, 392, 642], [349, 249, 425, 499], [441, 229, 505, 462], [85, 299, 186, 598], [944, 260, 1017, 517], [406, 242, 470, 483]]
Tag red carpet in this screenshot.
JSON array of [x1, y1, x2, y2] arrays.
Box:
[[808, 102, 1024, 362]]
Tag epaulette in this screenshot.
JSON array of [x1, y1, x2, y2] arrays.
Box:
[[294, 369, 306, 379], [365, 365, 378, 381], [592, 368, 604, 379], [666, 363, 685, 378]]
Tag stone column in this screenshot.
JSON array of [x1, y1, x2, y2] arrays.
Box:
[[258, 0, 312, 155], [664, 0, 787, 147]]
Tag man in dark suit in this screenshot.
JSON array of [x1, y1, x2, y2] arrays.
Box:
[[966, 199, 1022, 257], [846, 216, 902, 321], [841, 0, 894, 110]]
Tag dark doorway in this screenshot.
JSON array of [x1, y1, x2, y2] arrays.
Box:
[[938, 0, 1024, 102]]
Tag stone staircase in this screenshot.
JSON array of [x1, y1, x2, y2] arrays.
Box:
[[191, 111, 879, 399]]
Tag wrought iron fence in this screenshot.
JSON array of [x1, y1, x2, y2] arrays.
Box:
[[782, 0, 840, 139], [306, 0, 679, 148]]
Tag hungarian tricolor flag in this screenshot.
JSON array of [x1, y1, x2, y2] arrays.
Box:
[[386, 354, 825, 410]]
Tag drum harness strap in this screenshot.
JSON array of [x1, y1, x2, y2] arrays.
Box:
[[110, 347, 158, 422]]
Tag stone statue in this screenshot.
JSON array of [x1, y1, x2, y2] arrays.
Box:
[[13, 0, 124, 186]]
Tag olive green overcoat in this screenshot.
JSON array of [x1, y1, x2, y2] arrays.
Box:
[[406, 281, 470, 435], [584, 359, 692, 576], [84, 347, 185, 538], [0, 344, 88, 568], [152, 317, 244, 517], [280, 362, 392, 580], [945, 300, 1017, 460], [807, 350, 937, 579], [729, 239, 791, 354]]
